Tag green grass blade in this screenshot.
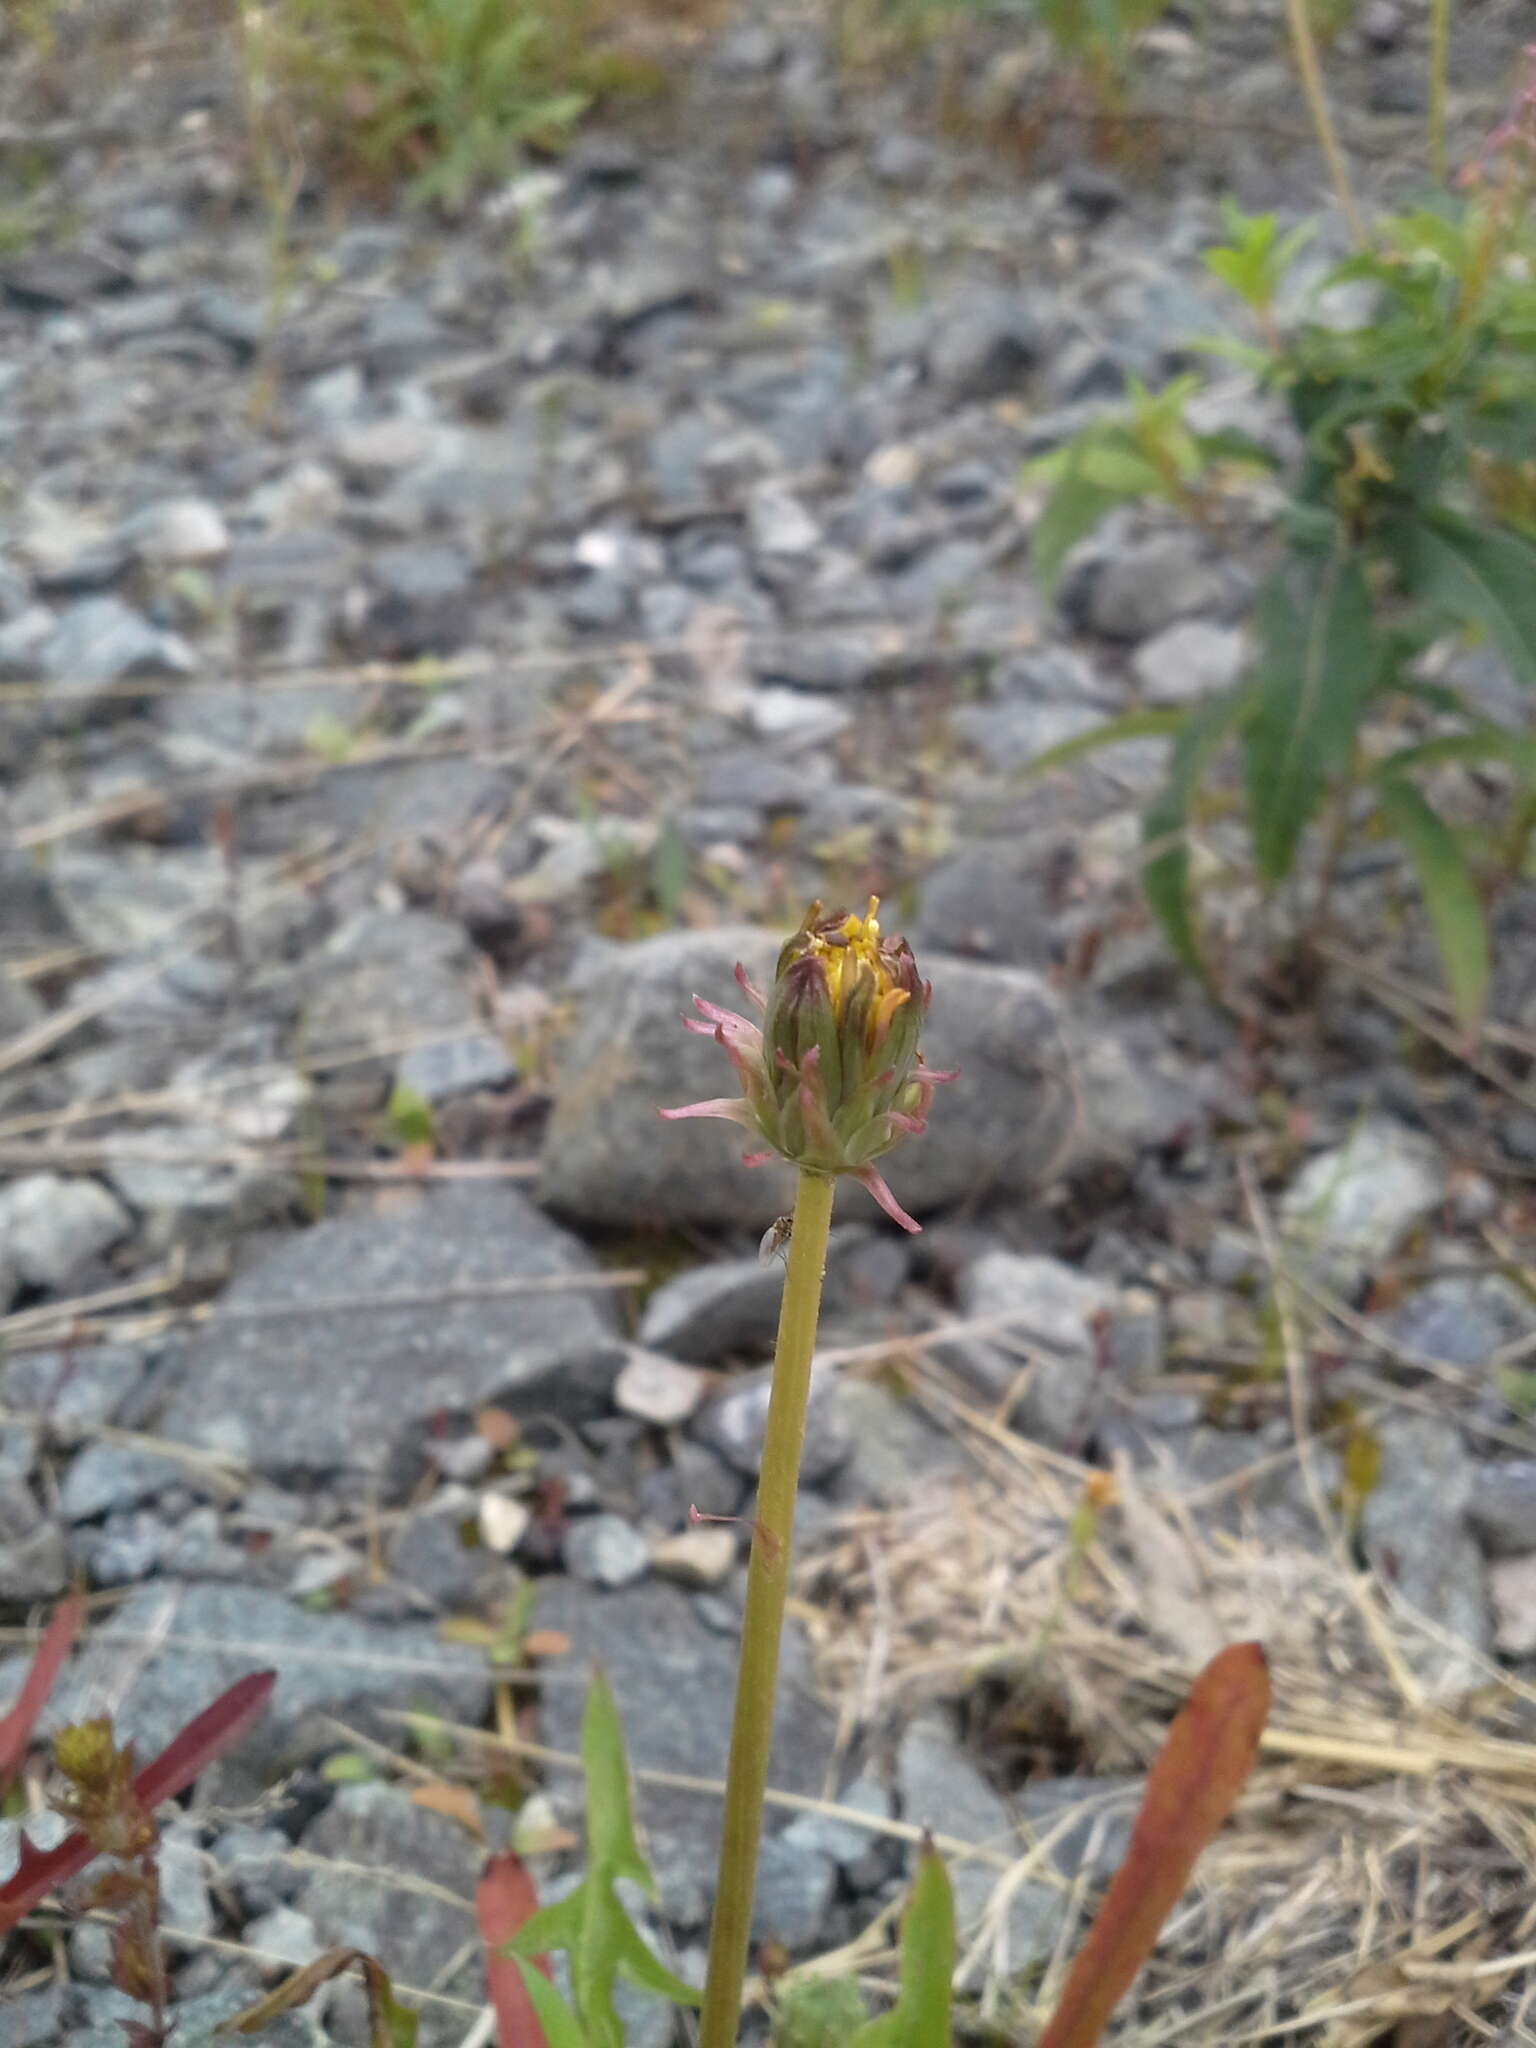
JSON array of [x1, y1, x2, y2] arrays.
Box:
[[1020, 706, 1187, 779], [1378, 778, 1490, 1034]]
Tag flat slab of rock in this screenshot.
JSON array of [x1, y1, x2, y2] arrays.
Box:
[[158, 1184, 622, 1485], [540, 926, 1070, 1231]]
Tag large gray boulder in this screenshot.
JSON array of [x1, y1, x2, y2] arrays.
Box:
[[539, 926, 1073, 1231]]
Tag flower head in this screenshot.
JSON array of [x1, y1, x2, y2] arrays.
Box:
[[660, 898, 954, 1231]]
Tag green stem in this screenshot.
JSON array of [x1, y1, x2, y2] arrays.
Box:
[[699, 1168, 836, 2048], [1283, 0, 1366, 248], [1428, 0, 1451, 185]]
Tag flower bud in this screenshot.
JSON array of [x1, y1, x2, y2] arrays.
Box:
[[660, 899, 953, 1231]]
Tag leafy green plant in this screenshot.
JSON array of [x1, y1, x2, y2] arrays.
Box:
[[262, 0, 676, 208], [1028, 172, 1536, 1032], [502, 1670, 702, 2044]]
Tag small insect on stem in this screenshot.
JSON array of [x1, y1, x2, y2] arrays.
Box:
[[758, 1215, 793, 1265]]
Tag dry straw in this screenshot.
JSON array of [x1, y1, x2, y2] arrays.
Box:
[[797, 1354, 1536, 2043]]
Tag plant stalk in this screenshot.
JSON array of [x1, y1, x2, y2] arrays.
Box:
[[1428, 0, 1451, 185], [1283, 0, 1366, 248], [698, 1168, 836, 2048]]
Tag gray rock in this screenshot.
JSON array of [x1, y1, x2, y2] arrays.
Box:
[[1070, 533, 1227, 642], [1469, 1463, 1536, 1558], [119, 497, 229, 566], [79, 1507, 176, 1584], [1131, 619, 1246, 704], [396, 1030, 517, 1103], [160, 1823, 215, 1937], [830, 1379, 968, 1506], [303, 955, 479, 1071], [912, 839, 1058, 967], [241, 1903, 323, 1969], [212, 1821, 304, 1915], [40, 594, 194, 699], [1018, 1773, 1138, 1879], [159, 1184, 623, 1486], [540, 927, 1071, 1232], [0, 1489, 69, 1597], [533, 1575, 836, 1929], [13, 1581, 490, 1787], [693, 1368, 850, 1486], [190, 286, 265, 353], [949, 696, 1106, 774], [389, 1495, 509, 1609], [562, 1511, 652, 1588], [1280, 1118, 1442, 1294], [639, 1255, 786, 1363], [896, 1717, 1065, 1977], [752, 1833, 837, 1949], [0, 603, 54, 679], [747, 481, 822, 560], [2, 1983, 69, 2047], [1359, 1415, 1491, 1698], [1380, 1272, 1536, 1371], [634, 1437, 743, 1534], [334, 417, 464, 490], [782, 1771, 898, 1892], [747, 686, 852, 746], [0, 1342, 146, 1434], [0, 1172, 131, 1289], [928, 285, 1044, 402], [59, 1440, 192, 1521], [614, 1349, 708, 1427], [947, 1252, 1115, 1451], [102, 1121, 298, 1248]]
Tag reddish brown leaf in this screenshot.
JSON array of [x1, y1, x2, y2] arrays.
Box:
[[477, 1851, 551, 2048], [1036, 1641, 1271, 2048], [0, 1670, 275, 1934], [0, 1591, 83, 1793]]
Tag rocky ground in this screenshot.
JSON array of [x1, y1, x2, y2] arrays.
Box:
[[4, 1, 1536, 2042]]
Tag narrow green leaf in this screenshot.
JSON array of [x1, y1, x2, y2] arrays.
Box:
[[1388, 511, 1536, 685], [1030, 468, 1124, 600], [515, 1960, 591, 2048], [1143, 687, 1252, 978], [1021, 707, 1186, 780], [1374, 728, 1536, 784], [1243, 551, 1378, 886], [580, 1669, 652, 1891], [611, 1910, 702, 2007], [1377, 780, 1490, 1034], [849, 1845, 954, 2046]]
